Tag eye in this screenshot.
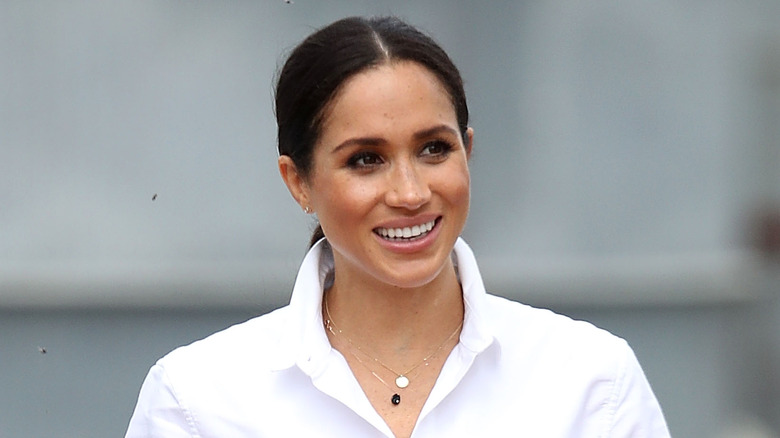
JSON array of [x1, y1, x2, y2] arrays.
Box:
[[420, 140, 454, 158], [347, 151, 383, 168]]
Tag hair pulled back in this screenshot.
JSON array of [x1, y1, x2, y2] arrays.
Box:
[[274, 16, 469, 248]]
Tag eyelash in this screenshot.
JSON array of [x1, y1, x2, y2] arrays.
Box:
[[421, 140, 454, 157], [346, 151, 383, 168], [346, 140, 455, 169]]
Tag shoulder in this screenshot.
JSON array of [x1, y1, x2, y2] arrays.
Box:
[[127, 306, 310, 436], [158, 305, 296, 377], [483, 294, 631, 368], [466, 295, 670, 435]]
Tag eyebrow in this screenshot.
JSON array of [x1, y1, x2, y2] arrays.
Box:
[[331, 124, 460, 154]]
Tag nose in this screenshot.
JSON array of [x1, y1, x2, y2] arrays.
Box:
[[385, 161, 431, 210]]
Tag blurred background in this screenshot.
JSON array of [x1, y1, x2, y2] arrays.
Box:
[[1, 1, 779, 437]]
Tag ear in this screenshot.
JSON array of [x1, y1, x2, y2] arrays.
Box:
[[278, 155, 311, 212], [464, 127, 474, 159]]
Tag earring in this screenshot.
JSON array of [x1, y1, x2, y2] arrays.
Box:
[[303, 206, 312, 214]]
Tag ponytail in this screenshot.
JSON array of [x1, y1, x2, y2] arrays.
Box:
[[308, 224, 326, 249]]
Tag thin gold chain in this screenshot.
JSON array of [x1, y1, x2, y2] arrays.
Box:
[[323, 292, 463, 383], [346, 343, 405, 406], [347, 348, 393, 389]]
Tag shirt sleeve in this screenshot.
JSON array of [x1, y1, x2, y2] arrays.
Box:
[[125, 363, 199, 438], [608, 344, 672, 438]]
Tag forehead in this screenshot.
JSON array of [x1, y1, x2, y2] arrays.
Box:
[[318, 61, 456, 137]]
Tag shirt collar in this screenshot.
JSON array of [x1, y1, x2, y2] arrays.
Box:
[[274, 237, 497, 373], [452, 238, 498, 354], [269, 239, 332, 373]]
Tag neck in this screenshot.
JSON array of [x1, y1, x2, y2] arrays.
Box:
[[324, 259, 464, 359]]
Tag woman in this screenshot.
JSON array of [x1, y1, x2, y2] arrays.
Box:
[[126, 16, 670, 437]]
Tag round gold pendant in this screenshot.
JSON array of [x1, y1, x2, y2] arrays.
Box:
[[395, 375, 409, 388]]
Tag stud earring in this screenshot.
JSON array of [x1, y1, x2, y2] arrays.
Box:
[[303, 206, 312, 214]]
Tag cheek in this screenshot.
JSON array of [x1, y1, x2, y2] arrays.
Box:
[[454, 180, 471, 214], [319, 176, 380, 224], [441, 163, 471, 205]]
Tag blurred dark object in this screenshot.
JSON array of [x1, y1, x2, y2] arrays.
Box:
[[751, 204, 780, 261]]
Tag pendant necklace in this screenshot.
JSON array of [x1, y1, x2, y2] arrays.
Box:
[[324, 294, 463, 405], [346, 346, 403, 405]]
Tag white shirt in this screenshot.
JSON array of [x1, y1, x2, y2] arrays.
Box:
[[125, 238, 671, 437]]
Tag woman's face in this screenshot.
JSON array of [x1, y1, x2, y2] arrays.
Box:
[[285, 61, 472, 289]]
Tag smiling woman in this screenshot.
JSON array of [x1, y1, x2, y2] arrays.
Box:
[[125, 16, 671, 438], [282, 61, 472, 292]]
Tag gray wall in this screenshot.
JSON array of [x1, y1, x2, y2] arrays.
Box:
[[2, 1, 779, 437]]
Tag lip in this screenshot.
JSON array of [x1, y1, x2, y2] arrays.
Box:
[[373, 215, 442, 254]]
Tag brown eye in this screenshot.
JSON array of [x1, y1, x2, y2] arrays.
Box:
[[347, 152, 383, 168], [421, 140, 454, 157]]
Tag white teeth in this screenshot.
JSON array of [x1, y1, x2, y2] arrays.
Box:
[[376, 220, 436, 240]]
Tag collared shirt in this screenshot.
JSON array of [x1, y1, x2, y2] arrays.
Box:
[[125, 238, 671, 437]]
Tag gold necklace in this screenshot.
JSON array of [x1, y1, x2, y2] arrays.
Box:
[[345, 346, 404, 405], [323, 293, 463, 404]]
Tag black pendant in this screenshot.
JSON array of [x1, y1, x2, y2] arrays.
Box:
[[391, 394, 401, 405]]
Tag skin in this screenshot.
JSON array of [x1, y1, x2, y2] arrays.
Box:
[[279, 61, 474, 437]]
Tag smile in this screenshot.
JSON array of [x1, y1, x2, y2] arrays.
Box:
[[374, 219, 437, 240]]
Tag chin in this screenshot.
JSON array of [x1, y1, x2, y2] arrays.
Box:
[[378, 260, 449, 290]]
